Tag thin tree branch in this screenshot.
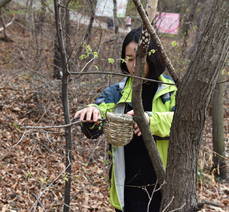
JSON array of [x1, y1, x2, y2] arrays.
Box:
[[69, 71, 175, 85], [216, 79, 229, 84], [162, 196, 185, 212], [132, 35, 166, 185], [0, 15, 14, 32], [30, 161, 71, 211], [131, 2, 166, 185], [22, 120, 81, 129], [54, 0, 69, 76], [197, 200, 224, 210], [113, 0, 119, 34], [80, 57, 95, 73]]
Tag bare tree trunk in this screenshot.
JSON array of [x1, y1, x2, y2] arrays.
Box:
[[64, 0, 71, 65], [187, 0, 211, 60], [35, 0, 47, 34], [54, 1, 72, 211], [113, 0, 118, 34], [161, 0, 229, 211], [53, 0, 71, 79], [32, 0, 47, 72], [53, 36, 63, 79], [84, 0, 96, 44], [25, 0, 35, 34], [212, 72, 227, 180], [181, 0, 199, 56]]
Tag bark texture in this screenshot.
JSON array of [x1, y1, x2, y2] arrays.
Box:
[[212, 73, 227, 179], [53, 0, 71, 79], [161, 0, 229, 211]]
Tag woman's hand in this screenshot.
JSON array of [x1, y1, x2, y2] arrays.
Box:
[[127, 110, 149, 136], [74, 106, 101, 122]]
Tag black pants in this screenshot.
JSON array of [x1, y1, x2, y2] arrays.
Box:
[[115, 200, 161, 212], [115, 188, 161, 212]]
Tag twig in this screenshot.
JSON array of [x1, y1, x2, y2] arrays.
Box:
[[145, 181, 157, 212], [161, 196, 174, 212], [217, 79, 229, 84], [22, 120, 81, 129], [87, 138, 102, 165], [143, 179, 165, 211], [162, 196, 186, 212], [31, 193, 44, 209], [0, 15, 15, 32], [197, 200, 223, 210], [12, 130, 30, 147], [30, 162, 71, 212], [80, 57, 95, 73], [69, 71, 175, 85], [169, 203, 186, 212]]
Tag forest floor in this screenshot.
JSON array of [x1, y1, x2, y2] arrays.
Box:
[[0, 14, 228, 212]]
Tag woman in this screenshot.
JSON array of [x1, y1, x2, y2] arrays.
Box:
[[74, 28, 177, 212]]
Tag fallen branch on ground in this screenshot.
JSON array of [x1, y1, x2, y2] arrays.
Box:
[[0, 15, 15, 32]]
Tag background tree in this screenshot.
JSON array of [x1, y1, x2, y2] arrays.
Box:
[[54, 0, 73, 211], [113, 0, 118, 34], [53, 0, 71, 79], [212, 71, 227, 180], [181, 0, 199, 56]]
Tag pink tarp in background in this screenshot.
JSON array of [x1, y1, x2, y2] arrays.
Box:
[[155, 12, 180, 34]]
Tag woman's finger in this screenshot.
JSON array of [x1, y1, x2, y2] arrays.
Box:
[[92, 108, 100, 122], [134, 127, 141, 136], [127, 110, 134, 116], [74, 109, 83, 119], [80, 109, 87, 121], [85, 108, 93, 121]]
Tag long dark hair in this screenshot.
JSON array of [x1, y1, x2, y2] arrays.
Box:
[[120, 27, 165, 79]]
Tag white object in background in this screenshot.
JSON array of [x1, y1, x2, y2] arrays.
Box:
[[95, 0, 128, 18]]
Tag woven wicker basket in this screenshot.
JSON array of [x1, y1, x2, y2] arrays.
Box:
[[104, 112, 134, 146]]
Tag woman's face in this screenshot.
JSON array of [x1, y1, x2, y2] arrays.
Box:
[[125, 41, 149, 77]]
